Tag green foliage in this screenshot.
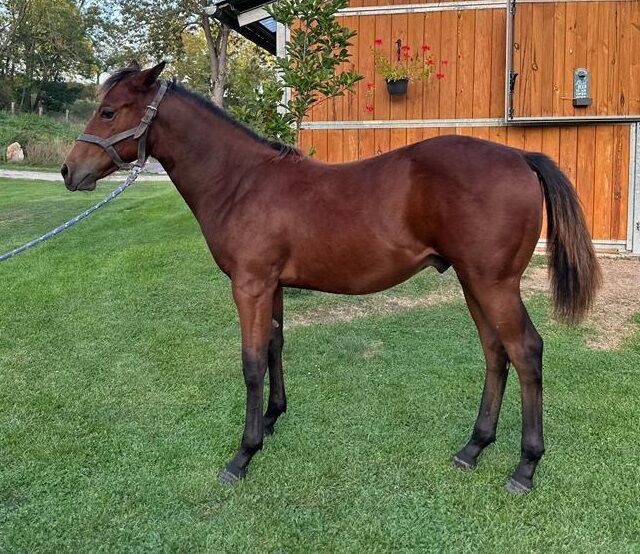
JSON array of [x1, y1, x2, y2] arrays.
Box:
[[82, 0, 146, 77], [1, 179, 640, 552], [0, 0, 95, 111], [39, 81, 94, 113], [229, 80, 297, 145], [225, 41, 277, 112], [0, 112, 80, 165], [225, 42, 296, 144], [117, 0, 232, 104], [170, 29, 213, 96], [118, 0, 202, 63], [0, 112, 79, 149], [69, 98, 98, 121], [266, 0, 362, 139]]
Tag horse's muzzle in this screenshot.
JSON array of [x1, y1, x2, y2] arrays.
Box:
[[61, 164, 97, 191]]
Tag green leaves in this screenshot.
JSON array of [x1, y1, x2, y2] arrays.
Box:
[[268, 0, 362, 136], [229, 79, 297, 145], [0, 0, 95, 111]]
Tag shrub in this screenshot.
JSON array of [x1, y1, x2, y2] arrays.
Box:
[[70, 99, 97, 121], [24, 138, 74, 166], [0, 112, 81, 165]]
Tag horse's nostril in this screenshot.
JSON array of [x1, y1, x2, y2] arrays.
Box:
[[60, 164, 69, 178]]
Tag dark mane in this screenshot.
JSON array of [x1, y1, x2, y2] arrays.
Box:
[[101, 65, 302, 159], [168, 83, 302, 160]]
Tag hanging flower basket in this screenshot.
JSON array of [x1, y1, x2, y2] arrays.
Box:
[[386, 78, 409, 96], [372, 39, 445, 98]]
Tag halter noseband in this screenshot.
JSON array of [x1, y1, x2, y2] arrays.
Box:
[[76, 81, 169, 170]]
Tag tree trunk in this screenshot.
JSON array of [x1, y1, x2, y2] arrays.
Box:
[[201, 13, 230, 107]]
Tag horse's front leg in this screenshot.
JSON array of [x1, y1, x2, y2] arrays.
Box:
[[218, 279, 276, 484], [264, 286, 286, 436]]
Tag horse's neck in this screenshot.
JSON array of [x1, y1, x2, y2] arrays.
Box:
[[148, 93, 273, 217]]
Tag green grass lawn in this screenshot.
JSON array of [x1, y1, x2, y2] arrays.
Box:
[[1, 178, 639, 553], [0, 162, 63, 172]]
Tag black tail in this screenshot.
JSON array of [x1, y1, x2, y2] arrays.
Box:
[[524, 152, 602, 323]]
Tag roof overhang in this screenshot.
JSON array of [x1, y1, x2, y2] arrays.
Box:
[[205, 0, 276, 54]]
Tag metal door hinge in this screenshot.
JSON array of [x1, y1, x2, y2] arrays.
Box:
[[509, 70, 519, 93]]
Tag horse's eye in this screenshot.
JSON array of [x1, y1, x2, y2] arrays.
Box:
[[100, 109, 115, 120]]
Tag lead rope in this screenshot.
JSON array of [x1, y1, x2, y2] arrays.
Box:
[[0, 165, 143, 263]]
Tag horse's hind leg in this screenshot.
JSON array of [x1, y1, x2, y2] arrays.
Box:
[[264, 286, 286, 435], [453, 284, 509, 469], [465, 282, 545, 492]]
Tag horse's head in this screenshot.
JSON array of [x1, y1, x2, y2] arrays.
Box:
[[61, 61, 166, 191]]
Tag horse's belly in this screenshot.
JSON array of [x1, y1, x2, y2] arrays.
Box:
[[279, 245, 442, 294]]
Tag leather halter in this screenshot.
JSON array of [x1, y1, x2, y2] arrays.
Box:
[[76, 81, 169, 170]]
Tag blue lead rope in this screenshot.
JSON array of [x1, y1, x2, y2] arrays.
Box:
[[0, 166, 143, 263]]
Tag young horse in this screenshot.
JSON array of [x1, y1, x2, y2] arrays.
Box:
[[62, 62, 600, 493]]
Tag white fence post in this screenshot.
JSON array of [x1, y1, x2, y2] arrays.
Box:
[[628, 123, 640, 254]]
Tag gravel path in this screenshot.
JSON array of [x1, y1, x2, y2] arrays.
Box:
[[0, 163, 168, 183]]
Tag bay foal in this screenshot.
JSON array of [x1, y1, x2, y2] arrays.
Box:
[[62, 62, 600, 492]]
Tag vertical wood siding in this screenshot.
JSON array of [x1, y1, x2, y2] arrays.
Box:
[[298, 125, 630, 241], [309, 10, 507, 121], [512, 1, 640, 117], [296, 1, 637, 246], [309, 1, 640, 122]]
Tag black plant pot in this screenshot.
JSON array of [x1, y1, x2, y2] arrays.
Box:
[[386, 78, 409, 96]]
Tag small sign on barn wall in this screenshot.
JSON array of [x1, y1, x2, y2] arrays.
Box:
[[573, 68, 592, 108]]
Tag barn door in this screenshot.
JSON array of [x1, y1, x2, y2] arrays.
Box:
[[506, 0, 640, 124]]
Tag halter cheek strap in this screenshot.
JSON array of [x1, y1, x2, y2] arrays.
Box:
[[76, 81, 169, 170]]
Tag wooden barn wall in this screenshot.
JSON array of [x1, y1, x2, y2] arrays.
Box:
[[308, 1, 640, 122], [310, 10, 507, 122], [298, 125, 630, 242], [512, 1, 640, 118], [349, 0, 492, 6], [296, 0, 638, 246]]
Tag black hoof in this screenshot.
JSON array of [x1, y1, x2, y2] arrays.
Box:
[[451, 453, 476, 470], [264, 424, 275, 437], [505, 476, 532, 494], [217, 465, 246, 484]]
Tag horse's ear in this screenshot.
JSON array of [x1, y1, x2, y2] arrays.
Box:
[[127, 60, 141, 71], [141, 61, 167, 88]]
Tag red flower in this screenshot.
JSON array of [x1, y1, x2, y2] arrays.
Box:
[[401, 44, 410, 51], [421, 44, 431, 51], [402, 52, 410, 60], [426, 57, 434, 66], [366, 82, 375, 90], [436, 72, 445, 79], [441, 59, 448, 65], [374, 38, 383, 46], [364, 104, 374, 113]]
